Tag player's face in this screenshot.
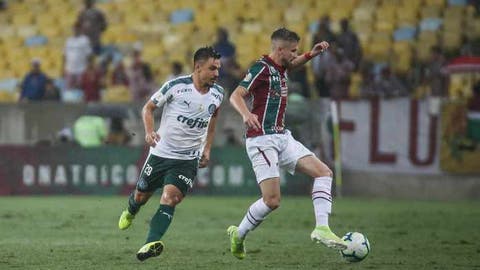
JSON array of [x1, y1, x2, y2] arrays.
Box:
[[279, 41, 299, 66], [196, 58, 221, 88]]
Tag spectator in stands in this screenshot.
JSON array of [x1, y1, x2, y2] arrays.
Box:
[[425, 46, 449, 98], [311, 18, 336, 98], [288, 65, 310, 98], [359, 61, 378, 98], [77, 0, 107, 55], [165, 61, 184, 81], [312, 16, 336, 45], [81, 55, 104, 102], [73, 114, 107, 147], [213, 28, 236, 59], [111, 58, 129, 86], [337, 18, 362, 70], [43, 79, 61, 101], [214, 28, 243, 94], [373, 66, 408, 98], [63, 22, 92, 90], [19, 58, 49, 102], [127, 43, 156, 102], [106, 117, 131, 145], [325, 47, 354, 99]]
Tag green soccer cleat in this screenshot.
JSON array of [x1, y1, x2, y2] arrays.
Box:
[[118, 209, 135, 230], [311, 226, 348, 250], [136, 241, 164, 261], [227, 225, 246, 260]]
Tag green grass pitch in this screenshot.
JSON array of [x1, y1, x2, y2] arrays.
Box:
[[0, 196, 479, 270]]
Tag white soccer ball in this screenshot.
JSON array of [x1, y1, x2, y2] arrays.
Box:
[[340, 232, 370, 262]]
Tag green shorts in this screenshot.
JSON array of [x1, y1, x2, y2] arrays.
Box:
[[136, 154, 198, 196]]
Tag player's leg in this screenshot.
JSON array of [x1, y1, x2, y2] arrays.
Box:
[[295, 155, 346, 250], [237, 178, 279, 238], [137, 158, 196, 261], [119, 153, 164, 230], [136, 184, 183, 261], [279, 131, 346, 250], [119, 190, 153, 230], [228, 142, 280, 259], [228, 179, 278, 260]]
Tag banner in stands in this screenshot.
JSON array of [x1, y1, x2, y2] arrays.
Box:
[[339, 98, 440, 173], [0, 146, 310, 195]]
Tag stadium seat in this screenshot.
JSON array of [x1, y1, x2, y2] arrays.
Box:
[[393, 27, 416, 41], [284, 6, 305, 24], [16, 26, 39, 39], [352, 6, 376, 23], [420, 6, 442, 19], [24, 35, 48, 47], [424, 0, 446, 6], [396, 7, 419, 27], [102, 85, 132, 103], [419, 18, 443, 32], [443, 17, 463, 32], [442, 31, 462, 50], [448, 0, 467, 6], [329, 7, 352, 21], [357, 0, 379, 8], [0, 91, 17, 103]]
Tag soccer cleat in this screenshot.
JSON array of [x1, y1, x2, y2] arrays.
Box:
[[118, 209, 135, 230], [311, 226, 348, 250], [227, 225, 246, 260], [136, 241, 164, 261]]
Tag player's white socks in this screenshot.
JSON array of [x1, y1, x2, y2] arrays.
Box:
[[238, 198, 273, 239], [312, 176, 333, 227]]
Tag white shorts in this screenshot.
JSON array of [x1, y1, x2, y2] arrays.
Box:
[[246, 130, 314, 183]]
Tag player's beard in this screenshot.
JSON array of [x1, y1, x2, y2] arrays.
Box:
[[205, 77, 217, 88]]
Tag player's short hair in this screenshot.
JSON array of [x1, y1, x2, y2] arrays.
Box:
[[193, 46, 221, 64], [271, 28, 300, 43]]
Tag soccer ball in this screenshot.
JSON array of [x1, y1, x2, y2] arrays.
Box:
[[340, 232, 370, 262]]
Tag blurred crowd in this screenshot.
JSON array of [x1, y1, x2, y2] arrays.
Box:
[[2, 0, 480, 149], [7, 0, 480, 104]]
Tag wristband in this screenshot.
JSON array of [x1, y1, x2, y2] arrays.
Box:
[[304, 51, 313, 60]]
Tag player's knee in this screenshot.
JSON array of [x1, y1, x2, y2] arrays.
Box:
[[314, 168, 333, 178], [323, 168, 333, 178], [264, 196, 281, 210], [161, 192, 183, 206]]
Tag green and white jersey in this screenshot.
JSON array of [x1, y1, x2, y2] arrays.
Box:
[[150, 75, 224, 160]]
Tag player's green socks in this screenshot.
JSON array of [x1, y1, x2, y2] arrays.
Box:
[[146, 204, 175, 243], [128, 192, 145, 215]]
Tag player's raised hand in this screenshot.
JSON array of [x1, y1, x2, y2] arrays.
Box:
[[243, 112, 261, 131], [199, 150, 210, 168], [145, 131, 160, 147], [311, 41, 329, 56]]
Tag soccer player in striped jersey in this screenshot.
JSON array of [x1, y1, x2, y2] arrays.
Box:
[[117, 47, 224, 261], [227, 28, 346, 259]]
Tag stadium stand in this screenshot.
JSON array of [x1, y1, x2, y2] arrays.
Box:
[[0, 0, 479, 102]]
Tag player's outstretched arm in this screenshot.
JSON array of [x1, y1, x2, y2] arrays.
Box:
[[229, 86, 261, 130], [142, 100, 160, 147], [199, 110, 219, 168], [289, 41, 329, 70]]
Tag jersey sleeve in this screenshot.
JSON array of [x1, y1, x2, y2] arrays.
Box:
[[150, 81, 174, 107], [238, 61, 266, 93]]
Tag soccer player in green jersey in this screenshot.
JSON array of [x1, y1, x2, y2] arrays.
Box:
[[118, 47, 224, 261], [227, 28, 346, 259]]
